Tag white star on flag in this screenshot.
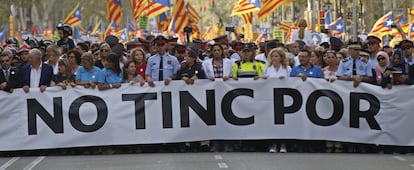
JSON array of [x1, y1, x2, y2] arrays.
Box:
[[336, 24, 343, 30], [385, 19, 393, 27]]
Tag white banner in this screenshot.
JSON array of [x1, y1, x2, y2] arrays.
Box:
[[1, 78, 414, 151]]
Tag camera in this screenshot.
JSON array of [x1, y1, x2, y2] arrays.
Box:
[[225, 27, 235, 32], [184, 26, 192, 33]]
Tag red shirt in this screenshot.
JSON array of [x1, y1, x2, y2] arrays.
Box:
[[135, 63, 147, 78]]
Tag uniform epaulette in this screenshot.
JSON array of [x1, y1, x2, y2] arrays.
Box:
[[342, 58, 349, 62], [235, 60, 241, 64], [254, 59, 265, 64]]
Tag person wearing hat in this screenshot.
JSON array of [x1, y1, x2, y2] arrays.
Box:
[[175, 48, 206, 84], [232, 43, 265, 79], [17, 44, 32, 67], [336, 42, 373, 87], [366, 35, 382, 68], [56, 23, 75, 50], [174, 44, 187, 63], [145, 35, 179, 87], [202, 43, 233, 81]]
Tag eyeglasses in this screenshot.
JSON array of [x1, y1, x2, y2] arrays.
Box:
[[100, 49, 110, 52]]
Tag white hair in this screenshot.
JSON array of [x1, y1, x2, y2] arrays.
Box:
[[29, 48, 43, 61]]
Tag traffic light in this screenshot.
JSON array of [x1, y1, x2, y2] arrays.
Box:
[[319, 11, 325, 33]]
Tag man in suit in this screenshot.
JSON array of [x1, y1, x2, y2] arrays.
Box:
[[0, 50, 22, 92], [20, 49, 53, 93]]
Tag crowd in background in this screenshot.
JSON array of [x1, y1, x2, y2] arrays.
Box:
[[1, 21, 414, 155]]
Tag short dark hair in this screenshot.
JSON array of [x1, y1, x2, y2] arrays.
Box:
[[77, 42, 89, 52], [299, 49, 311, 57], [67, 50, 82, 65]]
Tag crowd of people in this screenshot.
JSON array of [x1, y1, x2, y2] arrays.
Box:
[[1, 21, 414, 155]]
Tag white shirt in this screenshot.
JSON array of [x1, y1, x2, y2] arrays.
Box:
[[30, 64, 42, 87], [255, 53, 268, 66], [264, 65, 292, 78], [291, 29, 313, 45], [45, 61, 58, 75]]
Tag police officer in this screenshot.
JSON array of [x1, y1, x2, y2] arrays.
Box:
[[175, 48, 206, 84], [232, 43, 265, 79], [145, 35, 179, 87], [336, 42, 373, 87]]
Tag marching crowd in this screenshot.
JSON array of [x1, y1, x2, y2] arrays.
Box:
[[1, 20, 414, 155]]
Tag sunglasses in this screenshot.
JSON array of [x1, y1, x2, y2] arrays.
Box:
[[100, 49, 110, 52], [377, 56, 386, 61]]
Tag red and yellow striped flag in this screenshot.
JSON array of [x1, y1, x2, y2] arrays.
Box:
[[231, 0, 260, 16], [146, 0, 170, 18], [170, 0, 188, 33], [187, 2, 201, 23], [63, 3, 82, 27], [258, 0, 293, 20], [106, 0, 123, 26], [131, 0, 149, 22]]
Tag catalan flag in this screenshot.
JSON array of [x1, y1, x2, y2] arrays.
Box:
[[369, 12, 393, 36], [63, 3, 82, 27], [241, 12, 253, 24], [105, 20, 118, 36], [106, 0, 123, 26], [187, 2, 201, 23], [91, 20, 102, 35], [131, 0, 149, 22], [258, 0, 293, 20], [231, 0, 260, 16], [158, 12, 171, 32], [146, 0, 170, 18], [119, 28, 128, 44], [169, 0, 188, 33], [329, 17, 345, 36]]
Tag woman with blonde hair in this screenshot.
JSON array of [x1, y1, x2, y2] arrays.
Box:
[[292, 19, 313, 45], [129, 47, 147, 79], [50, 59, 76, 89], [263, 48, 292, 79]]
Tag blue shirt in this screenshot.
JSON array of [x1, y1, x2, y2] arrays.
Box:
[[336, 56, 372, 77], [57, 38, 76, 49], [97, 68, 123, 85], [145, 53, 179, 81], [75, 66, 101, 83], [290, 64, 323, 78]]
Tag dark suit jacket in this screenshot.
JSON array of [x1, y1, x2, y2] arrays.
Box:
[[0, 67, 22, 92], [20, 63, 54, 87]]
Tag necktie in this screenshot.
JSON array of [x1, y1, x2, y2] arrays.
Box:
[[4, 70, 9, 81], [159, 56, 163, 81], [352, 59, 356, 75]]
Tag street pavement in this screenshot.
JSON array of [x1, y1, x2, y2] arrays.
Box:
[[1, 152, 414, 170]]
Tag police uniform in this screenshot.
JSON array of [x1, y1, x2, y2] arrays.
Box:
[[146, 53, 179, 81], [232, 60, 265, 78], [336, 56, 372, 77], [232, 43, 265, 78]]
